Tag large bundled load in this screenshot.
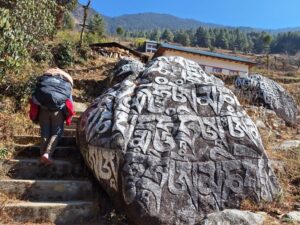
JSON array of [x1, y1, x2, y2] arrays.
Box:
[[77, 57, 280, 225], [33, 68, 73, 110], [235, 74, 298, 126]]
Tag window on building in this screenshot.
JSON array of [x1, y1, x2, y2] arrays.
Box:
[[212, 67, 222, 73], [239, 71, 247, 75], [146, 43, 158, 53], [229, 70, 239, 75], [147, 44, 157, 49]]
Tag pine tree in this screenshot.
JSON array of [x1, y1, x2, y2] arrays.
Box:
[[174, 31, 190, 46], [116, 27, 124, 36], [263, 34, 272, 53], [161, 29, 174, 42], [234, 29, 247, 51], [215, 29, 229, 49], [195, 27, 211, 48], [149, 29, 161, 41], [88, 14, 105, 37], [209, 29, 216, 47]]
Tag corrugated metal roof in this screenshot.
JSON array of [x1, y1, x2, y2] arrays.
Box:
[[146, 40, 159, 44], [157, 43, 256, 64]]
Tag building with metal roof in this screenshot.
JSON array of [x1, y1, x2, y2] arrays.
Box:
[[144, 40, 159, 53], [153, 43, 256, 75]]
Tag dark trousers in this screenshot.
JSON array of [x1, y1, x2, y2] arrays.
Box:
[[39, 108, 64, 158]]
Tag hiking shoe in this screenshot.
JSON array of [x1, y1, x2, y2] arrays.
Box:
[[40, 154, 53, 166]]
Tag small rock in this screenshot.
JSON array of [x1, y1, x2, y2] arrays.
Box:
[[255, 120, 266, 129], [270, 160, 285, 174], [293, 202, 300, 211], [273, 140, 300, 151], [283, 211, 300, 223], [199, 209, 265, 225], [275, 132, 282, 139]]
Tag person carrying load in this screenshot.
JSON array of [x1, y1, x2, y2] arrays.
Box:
[[29, 68, 75, 165]]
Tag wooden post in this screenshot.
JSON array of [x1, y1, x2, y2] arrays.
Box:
[[79, 0, 91, 47], [267, 54, 270, 73]]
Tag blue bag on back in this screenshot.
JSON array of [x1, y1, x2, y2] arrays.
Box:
[[33, 75, 72, 110]]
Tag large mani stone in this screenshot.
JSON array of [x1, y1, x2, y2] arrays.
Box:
[[235, 74, 298, 126], [77, 56, 281, 225]]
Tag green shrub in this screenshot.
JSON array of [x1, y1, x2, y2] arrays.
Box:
[[76, 45, 92, 61], [52, 41, 75, 68], [0, 73, 38, 109], [0, 148, 8, 159], [0, 0, 56, 78], [31, 44, 53, 63], [55, 30, 80, 45]]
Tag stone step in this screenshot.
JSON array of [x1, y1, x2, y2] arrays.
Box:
[[0, 159, 87, 179], [74, 102, 88, 114], [66, 123, 77, 130], [34, 123, 78, 131], [32, 127, 76, 137], [14, 144, 81, 159], [0, 179, 93, 201], [2, 201, 99, 224], [13, 135, 76, 146], [71, 115, 80, 122]]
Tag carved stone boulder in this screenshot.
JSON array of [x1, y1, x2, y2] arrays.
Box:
[[77, 57, 281, 225], [235, 74, 298, 126]]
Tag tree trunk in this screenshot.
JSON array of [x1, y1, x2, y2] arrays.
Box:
[[79, 0, 91, 47], [55, 5, 65, 29], [266, 54, 270, 72]]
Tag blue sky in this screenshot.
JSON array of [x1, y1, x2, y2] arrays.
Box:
[[79, 0, 300, 29]]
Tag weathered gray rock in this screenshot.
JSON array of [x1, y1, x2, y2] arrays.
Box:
[[77, 56, 281, 225], [235, 74, 298, 126], [107, 58, 145, 86], [199, 209, 265, 225], [283, 211, 300, 223]]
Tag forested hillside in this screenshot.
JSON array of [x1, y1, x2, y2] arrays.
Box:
[[71, 4, 300, 55], [126, 27, 300, 55], [72, 4, 300, 34], [104, 13, 223, 33]]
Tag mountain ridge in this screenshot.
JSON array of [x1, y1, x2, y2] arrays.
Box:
[[72, 4, 300, 33]]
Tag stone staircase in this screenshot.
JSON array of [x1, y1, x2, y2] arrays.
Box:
[[0, 105, 101, 224]]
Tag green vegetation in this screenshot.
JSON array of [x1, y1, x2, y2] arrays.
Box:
[[161, 29, 174, 42], [173, 30, 191, 46], [0, 0, 56, 78], [52, 41, 75, 68], [88, 14, 105, 37], [0, 148, 8, 160], [63, 11, 76, 30], [116, 26, 124, 37], [0, 0, 107, 79]]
